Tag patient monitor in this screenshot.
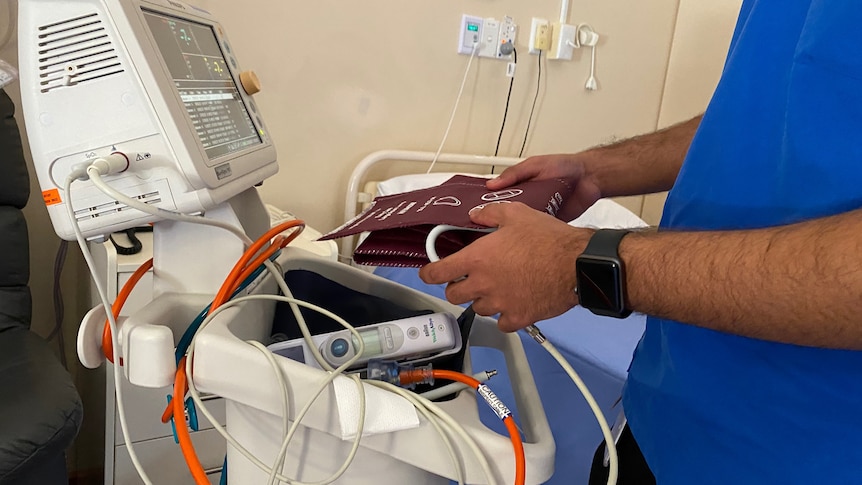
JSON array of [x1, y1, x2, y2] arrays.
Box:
[[19, 0, 276, 241]]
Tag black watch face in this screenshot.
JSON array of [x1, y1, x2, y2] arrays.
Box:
[[576, 258, 625, 315]]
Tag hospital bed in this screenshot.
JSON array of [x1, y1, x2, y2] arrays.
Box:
[[343, 149, 649, 484]]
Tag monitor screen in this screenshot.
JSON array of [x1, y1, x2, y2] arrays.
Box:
[[143, 10, 262, 161]]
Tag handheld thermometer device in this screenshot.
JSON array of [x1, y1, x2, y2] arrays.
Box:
[[268, 312, 461, 370]]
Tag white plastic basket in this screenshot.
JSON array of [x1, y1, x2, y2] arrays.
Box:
[[192, 248, 555, 484]]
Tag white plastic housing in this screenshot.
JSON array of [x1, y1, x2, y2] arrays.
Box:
[[123, 323, 176, 388], [18, 0, 278, 240], [271, 312, 462, 370], [193, 250, 556, 484], [549, 23, 578, 61], [478, 18, 500, 58]]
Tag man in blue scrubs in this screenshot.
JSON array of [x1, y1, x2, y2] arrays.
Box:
[[420, 1, 862, 483]]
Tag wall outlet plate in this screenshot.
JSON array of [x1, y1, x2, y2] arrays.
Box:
[[549, 22, 578, 60], [458, 14, 483, 55], [496, 16, 516, 59], [458, 14, 517, 60], [529, 18, 550, 55], [478, 18, 501, 58]]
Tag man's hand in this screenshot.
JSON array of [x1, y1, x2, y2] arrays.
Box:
[[419, 202, 592, 332], [488, 153, 603, 219], [491, 116, 702, 201]]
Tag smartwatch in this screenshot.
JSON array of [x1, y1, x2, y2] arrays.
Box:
[[575, 229, 632, 318]]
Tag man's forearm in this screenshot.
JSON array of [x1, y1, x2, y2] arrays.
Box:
[[620, 208, 862, 349], [586, 115, 702, 198]]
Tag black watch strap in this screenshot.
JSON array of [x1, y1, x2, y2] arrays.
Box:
[[583, 228, 631, 257]]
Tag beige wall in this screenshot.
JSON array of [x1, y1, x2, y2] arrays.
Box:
[[1, 0, 740, 476], [641, 0, 743, 223], [195, 0, 681, 230]]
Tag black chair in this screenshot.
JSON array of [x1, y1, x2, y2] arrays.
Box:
[[0, 88, 83, 484]]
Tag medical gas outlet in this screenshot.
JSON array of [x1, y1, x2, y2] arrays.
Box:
[[458, 14, 517, 59]]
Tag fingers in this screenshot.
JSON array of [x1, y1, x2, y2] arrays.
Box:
[[471, 303, 532, 333], [486, 161, 541, 190], [496, 314, 527, 333], [469, 297, 496, 319], [468, 201, 508, 227], [419, 259, 464, 285], [420, 220, 510, 285], [443, 279, 475, 306], [486, 172, 518, 190], [469, 201, 538, 228]]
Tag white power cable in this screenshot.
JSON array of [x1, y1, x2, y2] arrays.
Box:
[[187, 294, 366, 485], [586, 43, 598, 91], [379, 383, 467, 484], [245, 340, 292, 484], [272, 273, 337, 372], [576, 24, 600, 91], [427, 42, 480, 174], [64, 170, 154, 485], [524, 326, 618, 485], [365, 380, 498, 485], [86, 166, 252, 245]]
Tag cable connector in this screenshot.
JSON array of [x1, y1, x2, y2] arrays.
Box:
[[166, 394, 199, 444], [524, 324, 546, 344], [366, 359, 434, 389], [88, 152, 131, 176]]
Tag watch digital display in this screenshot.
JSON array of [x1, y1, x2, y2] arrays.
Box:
[[576, 258, 625, 316]]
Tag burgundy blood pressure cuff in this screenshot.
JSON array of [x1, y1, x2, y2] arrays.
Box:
[[319, 175, 581, 267]]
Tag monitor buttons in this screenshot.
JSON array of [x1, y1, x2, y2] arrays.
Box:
[[239, 70, 260, 95], [330, 338, 349, 358]]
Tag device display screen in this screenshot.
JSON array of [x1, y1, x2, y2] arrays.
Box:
[[272, 344, 306, 364], [576, 259, 622, 312], [352, 328, 383, 358], [143, 10, 262, 160]]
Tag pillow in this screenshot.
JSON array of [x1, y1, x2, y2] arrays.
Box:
[[375, 172, 493, 197], [569, 198, 649, 230]]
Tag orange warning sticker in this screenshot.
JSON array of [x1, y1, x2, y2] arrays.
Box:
[[43, 188, 62, 206]]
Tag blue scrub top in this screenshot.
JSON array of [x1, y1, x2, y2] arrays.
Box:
[[623, 1, 862, 483]]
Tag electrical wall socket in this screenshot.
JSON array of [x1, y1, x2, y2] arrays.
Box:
[[529, 18, 550, 55], [458, 14, 483, 55], [478, 18, 501, 58], [458, 14, 516, 60], [549, 22, 578, 60], [497, 16, 517, 59]]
